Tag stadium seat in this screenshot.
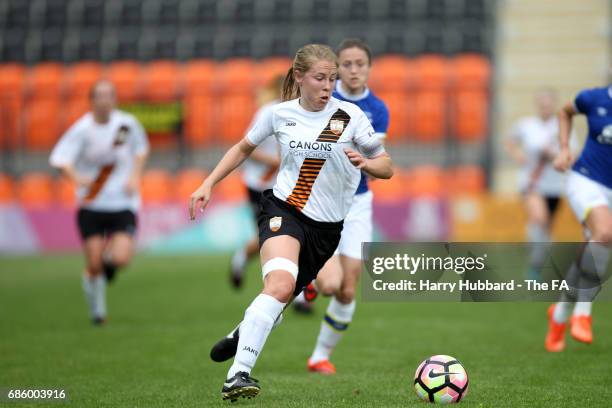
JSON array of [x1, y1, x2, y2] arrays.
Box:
[[142, 60, 182, 102], [369, 167, 407, 203], [17, 172, 54, 208], [217, 58, 256, 95], [451, 89, 488, 142], [413, 90, 446, 142], [255, 57, 292, 88], [218, 94, 256, 144], [63, 61, 103, 100], [56, 176, 76, 208], [451, 54, 491, 90], [184, 59, 217, 96], [215, 172, 247, 202], [406, 165, 445, 198], [61, 98, 89, 133], [24, 100, 61, 150], [106, 61, 142, 102], [175, 168, 208, 202], [413, 55, 448, 91], [183, 94, 215, 146], [445, 165, 486, 195], [0, 173, 15, 203], [25, 62, 64, 100], [0, 63, 25, 149], [375, 90, 412, 140], [141, 169, 174, 204], [368, 55, 413, 93]]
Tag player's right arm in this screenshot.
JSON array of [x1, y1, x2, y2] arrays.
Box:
[[504, 121, 527, 165], [189, 105, 275, 220], [49, 118, 91, 188]]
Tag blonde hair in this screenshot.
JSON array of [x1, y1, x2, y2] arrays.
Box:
[[281, 44, 338, 101]]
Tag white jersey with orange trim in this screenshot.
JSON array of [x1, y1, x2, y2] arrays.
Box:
[[245, 97, 385, 223], [242, 101, 280, 192], [49, 110, 149, 212]]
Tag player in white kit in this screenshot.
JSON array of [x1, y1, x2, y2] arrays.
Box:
[[505, 88, 574, 281], [230, 76, 283, 288], [188, 44, 393, 401], [49, 81, 149, 325]]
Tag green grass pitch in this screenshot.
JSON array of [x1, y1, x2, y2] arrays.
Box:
[[1, 254, 612, 407]]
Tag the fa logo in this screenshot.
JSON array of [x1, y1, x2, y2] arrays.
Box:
[[269, 216, 282, 232], [114, 124, 130, 146], [329, 119, 344, 135], [597, 124, 612, 144]]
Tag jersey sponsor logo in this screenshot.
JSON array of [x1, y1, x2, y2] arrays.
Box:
[[597, 107, 607, 116], [329, 119, 344, 135], [289, 140, 333, 151], [286, 109, 350, 211], [596, 124, 612, 144], [269, 216, 282, 232]]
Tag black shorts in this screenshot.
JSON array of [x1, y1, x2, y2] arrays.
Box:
[[258, 190, 343, 296], [77, 208, 138, 240], [246, 187, 264, 220], [545, 196, 561, 216]]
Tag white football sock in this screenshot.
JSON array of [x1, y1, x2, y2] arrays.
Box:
[[310, 297, 355, 363], [227, 294, 285, 378], [573, 302, 592, 317], [527, 223, 550, 272], [231, 247, 247, 273], [553, 301, 572, 323], [92, 274, 107, 318], [575, 241, 610, 307], [82, 274, 96, 318]]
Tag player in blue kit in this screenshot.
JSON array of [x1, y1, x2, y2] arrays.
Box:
[[546, 84, 612, 352], [294, 39, 390, 374]]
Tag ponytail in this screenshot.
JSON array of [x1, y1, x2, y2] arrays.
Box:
[[281, 67, 299, 101]]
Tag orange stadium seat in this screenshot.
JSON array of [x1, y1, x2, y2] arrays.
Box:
[[142, 60, 183, 102], [376, 90, 412, 140], [406, 166, 445, 198], [175, 168, 208, 202], [218, 58, 256, 96], [255, 57, 293, 88], [369, 168, 408, 202], [17, 172, 54, 208], [56, 177, 77, 208], [446, 165, 486, 195], [184, 94, 216, 146], [0, 173, 16, 203], [24, 100, 61, 150], [141, 169, 174, 204], [184, 59, 217, 97], [215, 172, 246, 202], [451, 89, 488, 142], [61, 98, 89, 133], [63, 62, 104, 100], [413, 90, 446, 142], [451, 54, 491, 91], [369, 55, 414, 93], [107, 61, 142, 102], [218, 94, 255, 144], [413, 55, 449, 91], [0, 64, 25, 149], [25, 62, 64, 101]]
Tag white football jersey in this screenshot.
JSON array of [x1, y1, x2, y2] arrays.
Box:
[[511, 116, 575, 196], [242, 101, 280, 192], [49, 110, 149, 212], [246, 97, 385, 222]]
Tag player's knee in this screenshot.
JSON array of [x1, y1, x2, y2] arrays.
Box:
[[111, 252, 132, 267], [591, 224, 612, 244], [262, 257, 298, 302], [316, 277, 340, 296], [263, 279, 295, 303], [86, 263, 103, 277], [337, 287, 356, 304]]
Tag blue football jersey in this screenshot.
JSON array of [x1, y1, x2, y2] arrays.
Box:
[[571, 86, 612, 188], [333, 81, 389, 194]]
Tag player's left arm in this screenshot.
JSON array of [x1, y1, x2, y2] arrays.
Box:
[[346, 110, 393, 179], [126, 118, 150, 194]]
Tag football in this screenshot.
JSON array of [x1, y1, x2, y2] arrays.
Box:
[[414, 355, 469, 404]]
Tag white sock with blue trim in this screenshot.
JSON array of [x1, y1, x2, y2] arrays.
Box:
[[310, 297, 355, 364]]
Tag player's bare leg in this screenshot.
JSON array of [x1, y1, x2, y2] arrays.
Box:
[[103, 232, 135, 283], [230, 237, 259, 289], [524, 193, 551, 281], [83, 235, 107, 325]]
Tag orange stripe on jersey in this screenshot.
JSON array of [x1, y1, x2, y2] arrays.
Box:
[[84, 164, 115, 202], [285, 109, 351, 211]]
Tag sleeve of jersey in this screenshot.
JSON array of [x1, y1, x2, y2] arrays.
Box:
[[49, 121, 84, 168], [373, 103, 390, 141], [130, 116, 150, 156], [245, 104, 275, 146], [353, 111, 385, 158], [573, 89, 592, 114]]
